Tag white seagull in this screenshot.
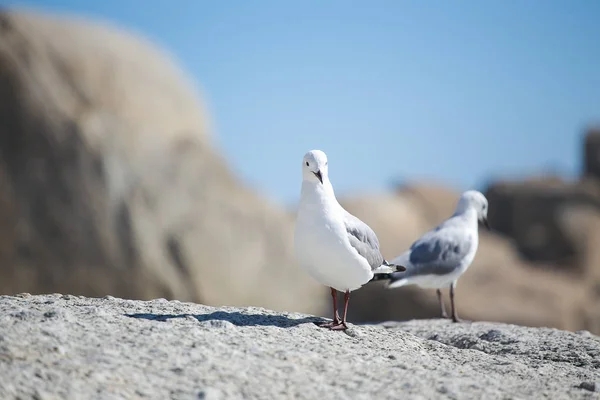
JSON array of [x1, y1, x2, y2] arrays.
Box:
[[294, 149, 405, 330], [385, 190, 490, 322]]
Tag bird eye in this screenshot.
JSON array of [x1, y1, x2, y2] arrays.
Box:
[[306, 162, 309, 166]]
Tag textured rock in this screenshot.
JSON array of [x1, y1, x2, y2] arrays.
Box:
[[0, 10, 324, 314], [0, 295, 598, 400]]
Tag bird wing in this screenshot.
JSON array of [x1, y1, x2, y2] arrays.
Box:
[[387, 218, 475, 286], [342, 210, 385, 271], [404, 226, 473, 277]]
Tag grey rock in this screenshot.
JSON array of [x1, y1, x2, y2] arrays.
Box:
[[0, 295, 599, 400]]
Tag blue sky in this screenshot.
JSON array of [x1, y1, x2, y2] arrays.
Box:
[[5, 0, 600, 204]]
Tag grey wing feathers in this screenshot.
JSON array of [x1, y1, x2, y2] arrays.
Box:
[[343, 212, 385, 271], [403, 229, 473, 277]]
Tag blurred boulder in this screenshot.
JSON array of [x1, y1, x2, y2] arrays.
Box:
[[583, 126, 600, 180], [340, 184, 600, 334], [557, 204, 600, 284], [0, 9, 326, 314], [484, 178, 600, 270], [392, 182, 459, 227], [340, 192, 429, 255]]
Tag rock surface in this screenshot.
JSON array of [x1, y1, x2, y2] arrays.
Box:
[[0, 294, 598, 400]]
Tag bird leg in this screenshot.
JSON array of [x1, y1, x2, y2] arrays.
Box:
[[450, 282, 461, 323], [330, 290, 350, 330], [437, 289, 449, 319], [319, 287, 341, 328]]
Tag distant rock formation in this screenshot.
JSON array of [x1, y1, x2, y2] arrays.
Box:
[[484, 177, 600, 268], [584, 127, 600, 179], [0, 9, 325, 314]]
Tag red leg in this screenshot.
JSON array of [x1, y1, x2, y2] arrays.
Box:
[[330, 290, 350, 330], [319, 287, 341, 328]]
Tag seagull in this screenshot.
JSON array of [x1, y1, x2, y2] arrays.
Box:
[[384, 190, 490, 323], [294, 149, 405, 331]]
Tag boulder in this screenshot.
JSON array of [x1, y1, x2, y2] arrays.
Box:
[[340, 192, 430, 256], [392, 182, 461, 227], [484, 178, 600, 269], [583, 126, 600, 180], [0, 9, 325, 314]]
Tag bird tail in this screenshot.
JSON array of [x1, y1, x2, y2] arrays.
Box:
[[372, 260, 406, 275], [373, 251, 410, 289], [370, 271, 410, 287], [369, 273, 393, 282], [370, 261, 407, 284]]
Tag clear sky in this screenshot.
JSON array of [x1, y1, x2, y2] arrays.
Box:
[[5, 0, 600, 204]]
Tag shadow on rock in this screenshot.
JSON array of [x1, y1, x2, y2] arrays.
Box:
[[125, 311, 323, 328]]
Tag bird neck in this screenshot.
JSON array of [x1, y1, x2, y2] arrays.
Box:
[[450, 207, 478, 227], [300, 179, 338, 210]]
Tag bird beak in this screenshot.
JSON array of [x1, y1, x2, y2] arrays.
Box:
[[313, 170, 323, 184], [482, 217, 490, 231]]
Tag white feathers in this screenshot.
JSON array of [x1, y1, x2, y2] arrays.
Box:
[[294, 150, 398, 292]]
